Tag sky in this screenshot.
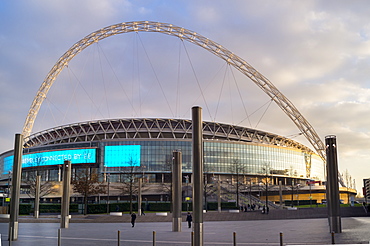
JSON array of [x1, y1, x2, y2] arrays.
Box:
[[1, 0, 370, 195]]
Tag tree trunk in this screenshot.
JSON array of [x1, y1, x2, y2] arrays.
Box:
[[84, 194, 88, 215], [129, 188, 133, 214]]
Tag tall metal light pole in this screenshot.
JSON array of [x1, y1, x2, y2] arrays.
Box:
[[204, 174, 208, 211], [107, 173, 110, 214], [58, 165, 61, 182], [309, 180, 313, 207], [279, 180, 283, 208], [265, 167, 269, 212], [296, 184, 301, 206], [34, 175, 41, 218], [291, 180, 294, 207], [7, 171, 12, 212], [192, 106, 204, 246], [61, 160, 71, 228], [172, 151, 182, 232], [258, 182, 262, 199], [236, 165, 239, 209], [138, 178, 142, 216], [9, 133, 23, 241], [217, 179, 221, 213], [185, 175, 189, 211], [326, 135, 342, 233], [248, 178, 252, 206], [265, 178, 268, 211]]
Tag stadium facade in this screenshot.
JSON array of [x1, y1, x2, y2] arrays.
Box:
[[0, 118, 325, 181], [0, 118, 336, 204]]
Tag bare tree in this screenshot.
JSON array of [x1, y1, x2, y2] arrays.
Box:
[[24, 154, 59, 199], [118, 156, 142, 214], [258, 163, 275, 209], [25, 173, 59, 199], [343, 169, 351, 204], [159, 155, 173, 208], [72, 167, 106, 215], [229, 158, 247, 208], [204, 164, 217, 210], [285, 180, 304, 207]]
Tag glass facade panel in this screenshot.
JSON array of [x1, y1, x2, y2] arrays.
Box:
[[0, 138, 325, 181]]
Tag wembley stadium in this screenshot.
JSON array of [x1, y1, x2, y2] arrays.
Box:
[[0, 22, 357, 208], [0, 117, 346, 207]]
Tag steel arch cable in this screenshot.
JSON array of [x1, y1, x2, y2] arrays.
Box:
[[22, 20, 326, 162]]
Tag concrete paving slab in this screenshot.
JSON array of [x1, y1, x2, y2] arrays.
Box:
[[0, 217, 369, 245]]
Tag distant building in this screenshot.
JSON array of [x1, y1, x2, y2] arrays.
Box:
[[363, 178, 370, 202]]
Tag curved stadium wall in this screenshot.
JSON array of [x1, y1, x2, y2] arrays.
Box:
[[0, 118, 325, 186]]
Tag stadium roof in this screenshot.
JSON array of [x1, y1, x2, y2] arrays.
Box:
[[25, 118, 314, 154]]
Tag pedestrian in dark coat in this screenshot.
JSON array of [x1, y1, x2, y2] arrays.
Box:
[[186, 212, 192, 228], [131, 212, 137, 227]]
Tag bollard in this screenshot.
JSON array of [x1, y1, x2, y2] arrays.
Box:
[[118, 230, 120, 246], [58, 228, 61, 246], [331, 231, 335, 244], [233, 231, 236, 246], [153, 231, 156, 246], [191, 231, 194, 246], [280, 232, 283, 246]]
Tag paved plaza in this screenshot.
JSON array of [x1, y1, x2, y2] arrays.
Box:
[[0, 216, 370, 245]]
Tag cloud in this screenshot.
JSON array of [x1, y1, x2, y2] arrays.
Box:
[[2, 0, 370, 194]]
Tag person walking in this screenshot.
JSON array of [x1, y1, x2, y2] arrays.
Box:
[[131, 212, 137, 227], [186, 212, 192, 228]]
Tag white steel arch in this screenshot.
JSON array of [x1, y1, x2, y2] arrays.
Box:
[[22, 20, 325, 161]]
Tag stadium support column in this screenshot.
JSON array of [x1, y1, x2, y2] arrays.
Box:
[[325, 135, 342, 233], [192, 106, 203, 245], [61, 160, 71, 229], [9, 133, 23, 241], [172, 151, 182, 232]]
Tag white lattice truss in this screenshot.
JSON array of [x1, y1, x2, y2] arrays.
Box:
[[25, 118, 313, 153], [22, 21, 325, 161], [21, 21, 337, 183]]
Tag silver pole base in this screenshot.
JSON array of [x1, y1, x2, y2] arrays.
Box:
[[172, 218, 182, 232]]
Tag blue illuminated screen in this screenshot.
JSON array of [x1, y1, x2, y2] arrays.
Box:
[[104, 145, 140, 167], [3, 148, 96, 174]]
